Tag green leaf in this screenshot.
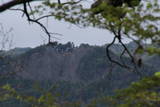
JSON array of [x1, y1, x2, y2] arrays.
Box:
[[154, 72, 160, 78]]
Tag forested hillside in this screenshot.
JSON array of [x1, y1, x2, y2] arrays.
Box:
[[0, 42, 158, 106]]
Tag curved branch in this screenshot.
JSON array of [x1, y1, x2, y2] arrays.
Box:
[[0, 0, 34, 13], [120, 48, 126, 66], [106, 36, 130, 69], [119, 26, 142, 75], [23, 2, 52, 43], [106, 22, 142, 76]]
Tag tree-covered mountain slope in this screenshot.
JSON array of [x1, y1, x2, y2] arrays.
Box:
[[0, 42, 159, 106]]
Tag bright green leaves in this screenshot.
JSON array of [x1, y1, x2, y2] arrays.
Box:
[[33, 0, 85, 25], [146, 47, 160, 55], [154, 72, 160, 77], [91, 2, 108, 15], [0, 84, 59, 107], [2, 84, 12, 90], [29, 0, 160, 55], [38, 92, 56, 106], [86, 73, 160, 106], [112, 73, 160, 107], [129, 0, 141, 7]]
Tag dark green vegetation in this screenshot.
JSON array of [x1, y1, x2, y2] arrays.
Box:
[[0, 0, 160, 107], [0, 42, 159, 107]]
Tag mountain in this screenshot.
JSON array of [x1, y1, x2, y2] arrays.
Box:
[[0, 47, 31, 57], [0, 42, 159, 106]]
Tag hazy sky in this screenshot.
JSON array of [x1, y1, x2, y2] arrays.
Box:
[[0, 0, 129, 49]]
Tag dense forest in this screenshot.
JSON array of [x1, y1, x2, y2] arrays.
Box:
[[0, 42, 159, 106]]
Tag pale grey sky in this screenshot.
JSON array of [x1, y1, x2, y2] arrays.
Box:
[[0, 10, 115, 48], [0, 0, 130, 49]]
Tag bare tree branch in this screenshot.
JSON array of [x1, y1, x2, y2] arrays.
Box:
[[106, 21, 142, 76], [23, 2, 53, 43], [0, 0, 34, 13]]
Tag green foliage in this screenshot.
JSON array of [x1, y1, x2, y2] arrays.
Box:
[[154, 72, 160, 77], [0, 44, 158, 107], [112, 72, 160, 107], [28, 0, 160, 54], [36, 0, 160, 54], [1, 0, 160, 106], [0, 84, 59, 107], [86, 72, 160, 107], [146, 47, 160, 55]]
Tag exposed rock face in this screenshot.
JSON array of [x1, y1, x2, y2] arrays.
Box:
[[0, 42, 159, 105], [9, 45, 110, 83], [1, 42, 158, 84], [15, 46, 89, 82]]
